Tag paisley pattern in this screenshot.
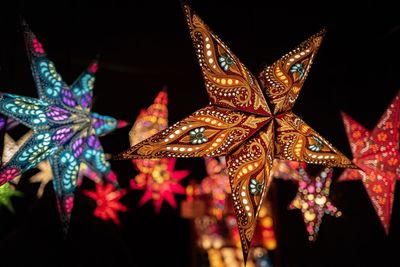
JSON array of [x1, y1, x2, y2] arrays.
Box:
[[339, 91, 400, 233], [0, 23, 124, 233], [183, 6, 271, 116], [226, 124, 274, 260], [0, 94, 77, 130], [115, 4, 355, 261], [37, 59, 63, 98], [259, 30, 325, 114], [71, 61, 97, 110], [117, 105, 269, 159], [274, 112, 353, 167]]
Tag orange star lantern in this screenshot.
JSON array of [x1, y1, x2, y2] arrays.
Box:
[[116, 5, 355, 261]]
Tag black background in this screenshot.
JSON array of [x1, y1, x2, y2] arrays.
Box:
[[0, 0, 399, 266]]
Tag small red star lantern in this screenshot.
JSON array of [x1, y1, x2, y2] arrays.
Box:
[[131, 158, 189, 212], [84, 183, 128, 225]]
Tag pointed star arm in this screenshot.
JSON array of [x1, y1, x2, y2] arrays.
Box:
[[341, 112, 370, 157], [22, 21, 70, 106], [70, 59, 98, 111], [90, 112, 119, 136], [50, 148, 80, 233], [115, 105, 269, 160], [225, 123, 274, 263], [183, 5, 271, 116], [0, 131, 59, 185], [371, 91, 400, 150], [274, 112, 356, 168], [258, 30, 326, 114], [0, 93, 76, 130]]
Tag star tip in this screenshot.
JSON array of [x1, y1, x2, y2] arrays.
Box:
[[117, 119, 130, 128]]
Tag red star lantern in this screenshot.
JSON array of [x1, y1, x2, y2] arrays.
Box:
[[131, 158, 189, 212], [84, 183, 128, 225], [129, 90, 189, 212], [339, 91, 400, 233]]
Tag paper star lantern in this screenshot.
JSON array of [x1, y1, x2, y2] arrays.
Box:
[[129, 90, 189, 212], [290, 166, 341, 240], [83, 183, 127, 225], [0, 23, 123, 232], [0, 183, 22, 213], [132, 158, 189, 212], [115, 4, 355, 260], [339, 91, 400, 233], [200, 157, 230, 220]]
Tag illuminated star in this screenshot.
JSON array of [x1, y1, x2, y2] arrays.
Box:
[[290, 166, 341, 241], [129, 90, 189, 212], [115, 4, 354, 261], [0, 183, 22, 213], [84, 183, 127, 225], [339, 91, 400, 233], [0, 22, 124, 232], [200, 157, 230, 220]]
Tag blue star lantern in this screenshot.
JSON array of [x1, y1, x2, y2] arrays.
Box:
[[0, 22, 125, 233]]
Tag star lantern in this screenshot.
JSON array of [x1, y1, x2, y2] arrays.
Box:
[[115, 5, 355, 261], [83, 183, 127, 225], [129, 90, 189, 212], [339, 91, 400, 233], [0, 22, 124, 232]]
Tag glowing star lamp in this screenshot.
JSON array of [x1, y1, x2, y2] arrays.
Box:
[[290, 167, 341, 240], [115, 4, 355, 261], [339, 91, 400, 233], [129, 90, 189, 212], [84, 183, 127, 225], [0, 22, 124, 232]]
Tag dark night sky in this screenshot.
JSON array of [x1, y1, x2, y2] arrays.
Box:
[[0, 1, 399, 266]]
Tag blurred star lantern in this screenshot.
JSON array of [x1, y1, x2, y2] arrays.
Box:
[[290, 166, 341, 240], [200, 157, 230, 220], [0, 23, 124, 232], [84, 183, 127, 225], [129, 90, 189, 212]]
